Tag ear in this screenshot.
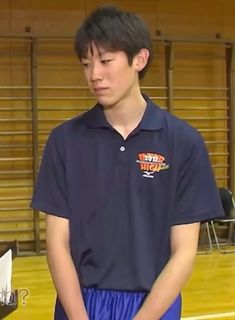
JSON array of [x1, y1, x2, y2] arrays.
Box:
[[134, 48, 150, 72]]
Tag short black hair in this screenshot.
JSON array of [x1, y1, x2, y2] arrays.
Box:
[[74, 6, 152, 79]]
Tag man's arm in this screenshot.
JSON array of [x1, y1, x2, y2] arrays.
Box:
[[134, 222, 200, 320], [46, 214, 89, 320]]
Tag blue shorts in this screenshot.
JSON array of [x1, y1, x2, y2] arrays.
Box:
[[54, 287, 181, 320]]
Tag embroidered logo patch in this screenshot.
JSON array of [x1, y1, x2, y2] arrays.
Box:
[[136, 152, 169, 178]]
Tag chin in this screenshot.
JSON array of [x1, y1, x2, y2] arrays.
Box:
[[96, 97, 117, 108]]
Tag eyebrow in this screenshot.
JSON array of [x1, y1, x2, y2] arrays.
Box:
[[80, 47, 112, 61], [98, 50, 109, 57]]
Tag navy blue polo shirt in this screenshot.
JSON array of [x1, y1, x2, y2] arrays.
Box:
[[31, 96, 223, 291]]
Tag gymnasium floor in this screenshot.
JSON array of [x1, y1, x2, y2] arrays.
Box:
[[5, 251, 235, 320]]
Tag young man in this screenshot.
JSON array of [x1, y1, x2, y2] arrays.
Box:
[[31, 6, 223, 320]]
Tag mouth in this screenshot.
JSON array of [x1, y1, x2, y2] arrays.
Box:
[[93, 87, 109, 94]]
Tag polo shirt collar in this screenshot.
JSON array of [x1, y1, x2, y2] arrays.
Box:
[[86, 104, 111, 128], [86, 95, 164, 131], [139, 96, 164, 131]]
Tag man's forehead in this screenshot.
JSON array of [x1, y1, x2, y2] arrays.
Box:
[[84, 42, 113, 58]]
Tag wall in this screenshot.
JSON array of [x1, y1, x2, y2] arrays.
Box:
[[0, 0, 234, 252]]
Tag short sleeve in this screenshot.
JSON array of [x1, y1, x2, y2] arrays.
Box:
[[172, 131, 223, 225], [30, 129, 69, 218]]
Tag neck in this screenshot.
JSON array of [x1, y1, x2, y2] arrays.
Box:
[[103, 91, 147, 139]]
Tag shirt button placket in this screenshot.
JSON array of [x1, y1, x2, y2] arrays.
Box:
[[118, 145, 127, 164]]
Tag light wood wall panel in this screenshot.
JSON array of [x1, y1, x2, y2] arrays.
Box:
[[156, 0, 222, 38], [0, 0, 10, 33], [0, 38, 34, 252], [1, 0, 235, 39], [222, 0, 235, 39], [0, 0, 234, 253], [9, 0, 86, 35]]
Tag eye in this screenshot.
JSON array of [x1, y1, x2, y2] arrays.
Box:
[[81, 60, 90, 68], [101, 59, 112, 65]]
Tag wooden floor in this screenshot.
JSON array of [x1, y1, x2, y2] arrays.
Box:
[[5, 251, 235, 320]]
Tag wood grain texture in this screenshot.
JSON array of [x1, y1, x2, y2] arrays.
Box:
[[4, 252, 235, 319]]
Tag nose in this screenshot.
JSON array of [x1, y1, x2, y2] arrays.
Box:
[[90, 63, 103, 82]]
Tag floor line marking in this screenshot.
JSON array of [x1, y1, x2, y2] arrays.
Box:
[[182, 311, 235, 320]]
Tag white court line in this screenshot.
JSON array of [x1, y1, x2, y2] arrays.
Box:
[[182, 311, 235, 320]]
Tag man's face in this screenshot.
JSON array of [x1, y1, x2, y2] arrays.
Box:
[[81, 44, 140, 108]]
